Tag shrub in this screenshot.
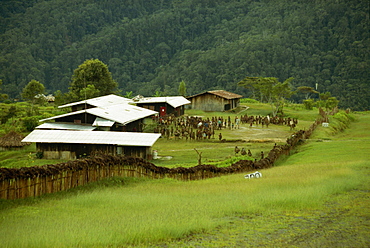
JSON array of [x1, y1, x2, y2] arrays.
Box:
[[22, 116, 39, 132], [240, 98, 260, 104], [303, 99, 314, 110]]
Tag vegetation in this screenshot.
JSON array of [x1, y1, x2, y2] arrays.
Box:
[[0, 109, 368, 247], [0, 0, 368, 110], [238, 76, 295, 116], [67, 58, 118, 101]]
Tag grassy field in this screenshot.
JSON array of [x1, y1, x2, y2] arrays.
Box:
[[0, 104, 369, 247]]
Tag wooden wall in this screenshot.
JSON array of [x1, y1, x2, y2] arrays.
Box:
[[37, 143, 150, 160], [189, 94, 229, 112]]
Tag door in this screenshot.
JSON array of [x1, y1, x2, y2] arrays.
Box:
[[160, 106, 166, 116]]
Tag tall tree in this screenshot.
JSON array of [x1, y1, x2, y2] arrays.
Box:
[[238, 76, 294, 116], [297, 86, 319, 100], [69, 59, 118, 101], [21, 80, 45, 104]]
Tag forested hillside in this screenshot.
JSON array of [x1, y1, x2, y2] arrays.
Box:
[[0, 0, 369, 110]]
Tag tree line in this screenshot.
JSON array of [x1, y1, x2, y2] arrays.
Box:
[[0, 0, 369, 110]]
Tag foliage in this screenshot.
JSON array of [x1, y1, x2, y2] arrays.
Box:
[[0, 80, 9, 101], [0, 0, 368, 110], [124, 91, 133, 99], [21, 80, 45, 104], [238, 76, 294, 116], [240, 98, 260, 104], [22, 116, 40, 132], [297, 86, 319, 100], [68, 59, 118, 101], [303, 99, 314, 110], [178, 80, 187, 96], [0, 105, 17, 124]]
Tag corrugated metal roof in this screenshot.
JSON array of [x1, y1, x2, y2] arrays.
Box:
[[87, 104, 157, 125], [188, 90, 243, 100], [92, 117, 115, 127], [133, 96, 191, 108], [22, 130, 161, 147], [58, 94, 132, 109], [40, 104, 157, 125], [36, 122, 96, 131]]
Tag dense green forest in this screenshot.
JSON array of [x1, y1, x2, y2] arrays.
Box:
[[0, 0, 369, 110]]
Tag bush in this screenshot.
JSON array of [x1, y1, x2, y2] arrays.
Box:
[[329, 112, 355, 134], [22, 116, 39, 132], [303, 99, 314, 110], [240, 98, 260, 104]]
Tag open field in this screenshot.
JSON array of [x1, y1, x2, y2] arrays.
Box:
[[0, 104, 369, 247]]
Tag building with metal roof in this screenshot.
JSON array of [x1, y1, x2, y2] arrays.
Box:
[[22, 130, 161, 160], [36, 122, 96, 131], [40, 104, 157, 132], [133, 96, 190, 117], [58, 94, 132, 111], [187, 90, 243, 112]]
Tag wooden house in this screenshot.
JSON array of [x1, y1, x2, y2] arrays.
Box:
[[22, 130, 161, 160], [187, 90, 243, 112], [133, 96, 190, 117]]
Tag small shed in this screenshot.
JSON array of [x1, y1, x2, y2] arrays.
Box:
[[187, 90, 243, 112], [22, 130, 161, 160], [133, 96, 190, 117]]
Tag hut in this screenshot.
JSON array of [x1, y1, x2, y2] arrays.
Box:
[[0, 131, 31, 151], [22, 130, 161, 160], [187, 90, 243, 112]]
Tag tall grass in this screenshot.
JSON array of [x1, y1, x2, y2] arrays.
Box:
[[1, 110, 368, 247], [0, 161, 364, 247], [0, 107, 368, 247]]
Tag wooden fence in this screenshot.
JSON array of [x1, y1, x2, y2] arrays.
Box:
[[0, 118, 324, 200]]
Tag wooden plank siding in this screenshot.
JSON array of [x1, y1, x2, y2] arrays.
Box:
[[36, 143, 150, 160], [189, 93, 240, 112]]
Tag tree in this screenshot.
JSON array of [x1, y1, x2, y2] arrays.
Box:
[[238, 76, 294, 116], [69, 59, 118, 101], [326, 97, 339, 110], [0, 80, 9, 101], [21, 80, 45, 104], [178, 80, 187, 96], [297, 86, 319, 100]]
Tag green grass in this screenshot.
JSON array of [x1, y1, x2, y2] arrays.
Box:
[[0, 111, 368, 247]]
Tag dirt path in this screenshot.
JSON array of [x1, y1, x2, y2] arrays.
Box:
[[152, 183, 370, 247]]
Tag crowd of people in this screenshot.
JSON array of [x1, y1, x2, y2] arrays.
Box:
[[151, 114, 298, 141]]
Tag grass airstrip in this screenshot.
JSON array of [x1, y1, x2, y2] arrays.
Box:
[[0, 103, 369, 247]]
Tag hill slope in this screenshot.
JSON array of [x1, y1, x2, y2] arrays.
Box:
[[0, 0, 369, 110]]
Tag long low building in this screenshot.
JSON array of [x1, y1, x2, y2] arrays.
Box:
[[22, 130, 161, 160]]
